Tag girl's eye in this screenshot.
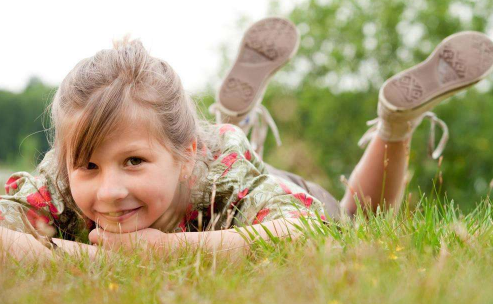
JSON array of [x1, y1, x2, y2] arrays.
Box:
[[86, 162, 98, 170], [126, 157, 144, 167]]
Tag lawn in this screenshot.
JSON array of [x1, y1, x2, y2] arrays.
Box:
[[2, 191, 493, 304]]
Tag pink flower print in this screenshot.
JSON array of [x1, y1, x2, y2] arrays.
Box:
[[221, 152, 238, 167], [221, 152, 238, 177], [237, 188, 249, 200], [230, 188, 249, 209], [213, 151, 221, 160], [252, 208, 270, 224], [293, 193, 313, 208], [188, 210, 198, 222], [26, 186, 59, 219], [184, 203, 198, 222], [320, 214, 327, 221], [26, 186, 52, 209], [219, 124, 236, 134], [0, 211, 4, 221], [47, 202, 59, 219], [178, 219, 187, 232], [176, 204, 199, 232], [26, 209, 50, 228], [4, 176, 20, 194], [244, 150, 252, 161], [279, 181, 292, 194]]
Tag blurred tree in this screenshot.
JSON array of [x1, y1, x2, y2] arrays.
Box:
[[0, 76, 53, 170], [204, 0, 493, 211]]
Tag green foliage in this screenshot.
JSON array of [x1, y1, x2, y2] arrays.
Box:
[[0, 76, 53, 171], [226, 0, 493, 211]]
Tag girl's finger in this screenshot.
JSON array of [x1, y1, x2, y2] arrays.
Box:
[[88, 228, 102, 245], [89, 229, 138, 251], [89, 229, 120, 249]]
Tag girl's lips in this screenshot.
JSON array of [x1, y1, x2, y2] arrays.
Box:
[[98, 207, 142, 222]]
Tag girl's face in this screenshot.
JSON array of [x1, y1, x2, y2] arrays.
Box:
[[67, 122, 188, 233]]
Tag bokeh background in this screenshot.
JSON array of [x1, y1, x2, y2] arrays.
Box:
[[1, 0, 493, 211]]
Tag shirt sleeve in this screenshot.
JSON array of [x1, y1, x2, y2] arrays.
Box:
[[0, 170, 60, 236], [0, 149, 86, 239], [208, 124, 327, 229]]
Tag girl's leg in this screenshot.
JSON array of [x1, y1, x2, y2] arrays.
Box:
[[342, 31, 493, 216], [341, 136, 410, 216]]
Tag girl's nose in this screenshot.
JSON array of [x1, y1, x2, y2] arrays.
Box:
[[96, 171, 129, 204]]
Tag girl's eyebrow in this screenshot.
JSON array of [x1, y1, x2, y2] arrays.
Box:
[[115, 146, 149, 156]]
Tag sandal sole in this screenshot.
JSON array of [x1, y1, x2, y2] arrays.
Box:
[[216, 17, 300, 117], [380, 31, 493, 116]]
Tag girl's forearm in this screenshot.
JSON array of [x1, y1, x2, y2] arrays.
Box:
[[88, 217, 321, 256], [1, 226, 51, 260], [1, 226, 100, 261], [52, 237, 99, 259], [166, 218, 306, 256]]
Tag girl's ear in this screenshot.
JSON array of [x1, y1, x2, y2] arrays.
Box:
[[180, 138, 197, 181], [187, 138, 197, 159]]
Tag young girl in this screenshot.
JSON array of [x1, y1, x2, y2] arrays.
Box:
[[1, 17, 492, 260]]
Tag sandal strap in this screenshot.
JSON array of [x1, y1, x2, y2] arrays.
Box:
[[208, 103, 282, 157], [357, 117, 380, 148], [249, 105, 282, 156], [357, 111, 449, 159], [423, 112, 449, 159], [208, 103, 224, 124]]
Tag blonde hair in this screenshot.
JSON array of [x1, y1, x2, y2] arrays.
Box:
[[46, 35, 220, 219]]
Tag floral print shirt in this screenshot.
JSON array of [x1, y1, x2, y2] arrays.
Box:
[[0, 123, 327, 239]]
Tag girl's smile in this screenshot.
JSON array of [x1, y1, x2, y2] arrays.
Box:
[[97, 206, 143, 222]]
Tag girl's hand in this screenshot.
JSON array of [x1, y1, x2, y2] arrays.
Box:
[[88, 227, 168, 252]]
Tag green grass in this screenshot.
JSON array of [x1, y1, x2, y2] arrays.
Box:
[[2, 190, 493, 304]]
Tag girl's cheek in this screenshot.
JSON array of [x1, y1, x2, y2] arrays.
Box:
[[140, 179, 174, 204], [136, 174, 178, 210], [69, 178, 94, 216]]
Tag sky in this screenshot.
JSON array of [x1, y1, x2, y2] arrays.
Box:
[[0, 0, 295, 94]]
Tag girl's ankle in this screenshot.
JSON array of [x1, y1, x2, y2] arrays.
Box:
[[375, 118, 417, 143]]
